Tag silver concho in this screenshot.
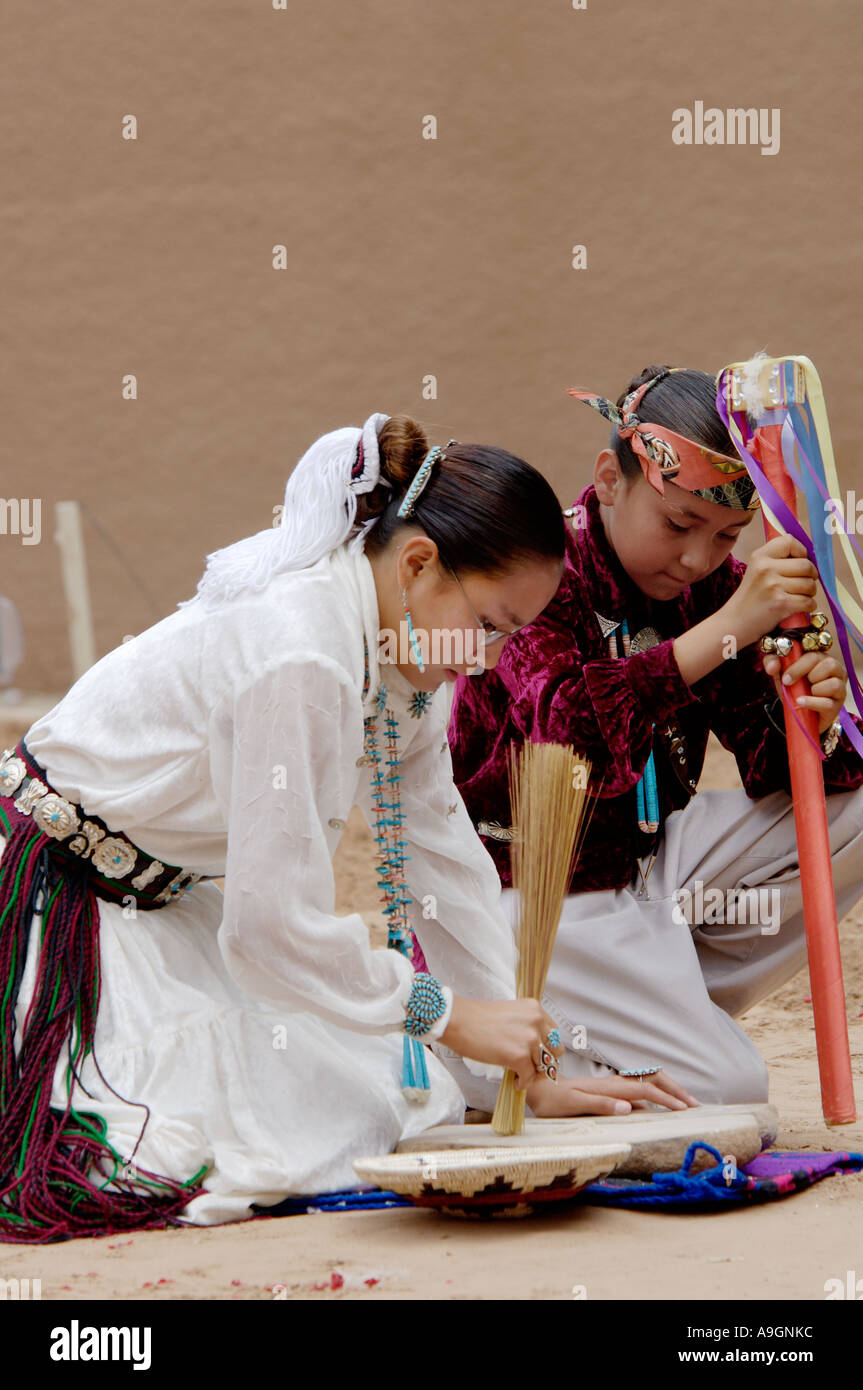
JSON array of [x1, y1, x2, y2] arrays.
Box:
[[0, 751, 27, 795], [91, 837, 138, 879], [32, 793, 81, 840], [477, 820, 520, 843]]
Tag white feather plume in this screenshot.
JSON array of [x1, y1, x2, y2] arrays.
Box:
[[735, 348, 771, 421]]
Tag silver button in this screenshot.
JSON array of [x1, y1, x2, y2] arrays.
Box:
[[328, 818, 345, 831]]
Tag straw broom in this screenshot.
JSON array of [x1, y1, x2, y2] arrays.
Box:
[[491, 741, 594, 1136]]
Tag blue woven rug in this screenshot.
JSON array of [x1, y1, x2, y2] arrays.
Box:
[[255, 1143, 863, 1217]]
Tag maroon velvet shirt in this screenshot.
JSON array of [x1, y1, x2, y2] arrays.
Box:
[[448, 483, 863, 893]]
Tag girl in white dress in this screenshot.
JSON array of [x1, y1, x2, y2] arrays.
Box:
[[0, 412, 696, 1243]]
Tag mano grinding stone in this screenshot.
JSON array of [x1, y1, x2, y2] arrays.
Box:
[[396, 1103, 778, 1177]]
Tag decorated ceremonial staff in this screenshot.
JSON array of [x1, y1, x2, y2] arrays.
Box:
[[718, 355, 863, 1126]]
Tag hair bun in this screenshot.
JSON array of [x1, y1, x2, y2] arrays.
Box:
[[377, 415, 429, 489], [352, 414, 429, 528], [616, 364, 673, 410]]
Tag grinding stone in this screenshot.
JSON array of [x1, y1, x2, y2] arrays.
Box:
[[396, 1102, 778, 1177]]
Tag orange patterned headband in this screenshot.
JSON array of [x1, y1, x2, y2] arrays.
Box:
[[568, 371, 760, 511]]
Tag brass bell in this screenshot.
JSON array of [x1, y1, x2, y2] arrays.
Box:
[[801, 632, 819, 652], [810, 611, 828, 630], [774, 635, 793, 657], [759, 635, 777, 654], [818, 630, 833, 650]]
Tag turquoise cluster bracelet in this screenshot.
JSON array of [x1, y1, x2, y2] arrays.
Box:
[[404, 972, 447, 1038]]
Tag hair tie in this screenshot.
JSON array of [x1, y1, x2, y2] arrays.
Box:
[[347, 413, 393, 497]]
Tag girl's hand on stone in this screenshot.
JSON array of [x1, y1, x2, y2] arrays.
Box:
[[526, 1069, 699, 1118]]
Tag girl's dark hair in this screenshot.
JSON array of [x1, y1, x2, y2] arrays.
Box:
[[357, 415, 566, 574], [613, 366, 737, 482]]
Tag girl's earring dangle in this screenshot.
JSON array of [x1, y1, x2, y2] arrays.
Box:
[[402, 585, 425, 673]]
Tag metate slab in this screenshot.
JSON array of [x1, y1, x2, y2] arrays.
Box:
[[396, 1103, 778, 1177]]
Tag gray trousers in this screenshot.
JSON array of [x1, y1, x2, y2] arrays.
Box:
[[446, 783, 863, 1111]]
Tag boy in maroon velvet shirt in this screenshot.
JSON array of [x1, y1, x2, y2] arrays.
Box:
[[446, 367, 863, 1108]]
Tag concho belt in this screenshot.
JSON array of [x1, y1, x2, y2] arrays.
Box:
[[0, 739, 213, 910]]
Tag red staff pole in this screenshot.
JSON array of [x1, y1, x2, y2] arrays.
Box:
[[749, 422, 856, 1125]]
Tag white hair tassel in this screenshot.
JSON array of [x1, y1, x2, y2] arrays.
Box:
[[178, 412, 391, 611]]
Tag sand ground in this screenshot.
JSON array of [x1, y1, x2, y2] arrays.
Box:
[[0, 721, 861, 1301]]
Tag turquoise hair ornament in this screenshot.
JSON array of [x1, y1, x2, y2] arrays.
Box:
[[396, 446, 444, 519]]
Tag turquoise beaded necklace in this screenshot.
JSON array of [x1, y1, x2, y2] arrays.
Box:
[[365, 685, 414, 956], [361, 638, 433, 1098], [607, 617, 660, 834]]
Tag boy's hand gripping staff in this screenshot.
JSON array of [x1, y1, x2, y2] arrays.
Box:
[[717, 356, 856, 1126]]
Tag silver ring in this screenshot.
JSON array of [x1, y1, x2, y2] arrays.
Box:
[[537, 1046, 558, 1083]]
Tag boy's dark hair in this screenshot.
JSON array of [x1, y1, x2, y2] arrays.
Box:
[[613, 366, 737, 481]]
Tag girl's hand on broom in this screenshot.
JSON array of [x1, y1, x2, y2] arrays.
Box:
[[761, 649, 848, 737], [526, 1070, 699, 1118], [440, 996, 564, 1091]]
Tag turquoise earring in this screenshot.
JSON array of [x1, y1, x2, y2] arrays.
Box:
[[402, 586, 425, 672]]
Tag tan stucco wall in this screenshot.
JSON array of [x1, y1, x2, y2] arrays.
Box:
[[4, 1, 861, 692]]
